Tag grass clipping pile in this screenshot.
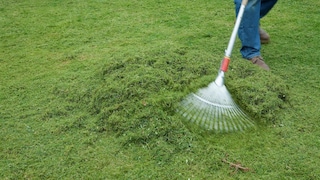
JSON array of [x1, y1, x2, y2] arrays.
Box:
[[88, 48, 208, 146], [89, 48, 290, 143], [226, 59, 290, 124]]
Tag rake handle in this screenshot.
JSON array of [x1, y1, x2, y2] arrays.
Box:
[[220, 0, 247, 72], [242, 0, 248, 6]]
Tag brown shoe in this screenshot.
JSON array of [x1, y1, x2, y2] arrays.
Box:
[[259, 28, 270, 44], [249, 56, 270, 70]]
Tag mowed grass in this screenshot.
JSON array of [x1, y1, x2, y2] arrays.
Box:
[[1, 0, 320, 179]]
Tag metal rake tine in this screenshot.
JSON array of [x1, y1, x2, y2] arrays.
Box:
[[178, 83, 254, 133]]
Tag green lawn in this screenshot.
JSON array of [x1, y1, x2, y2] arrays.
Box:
[[1, 0, 320, 179]]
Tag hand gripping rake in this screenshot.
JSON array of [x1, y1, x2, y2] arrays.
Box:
[[178, 0, 254, 132]]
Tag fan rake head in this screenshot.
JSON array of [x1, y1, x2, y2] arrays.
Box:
[[178, 82, 255, 133]]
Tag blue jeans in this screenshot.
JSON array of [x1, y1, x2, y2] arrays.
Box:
[[234, 0, 278, 59]]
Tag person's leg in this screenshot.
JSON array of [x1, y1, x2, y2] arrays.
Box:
[[259, 0, 278, 43], [260, 0, 278, 18], [234, 0, 261, 59], [234, 0, 270, 70]]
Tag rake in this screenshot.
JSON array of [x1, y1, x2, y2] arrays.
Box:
[[178, 0, 254, 132]]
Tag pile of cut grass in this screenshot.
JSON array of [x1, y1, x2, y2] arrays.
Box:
[[88, 46, 291, 143], [88, 46, 213, 143], [227, 59, 290, 124]]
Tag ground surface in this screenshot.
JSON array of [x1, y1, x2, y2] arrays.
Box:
[[1, 0, 320, 179]]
